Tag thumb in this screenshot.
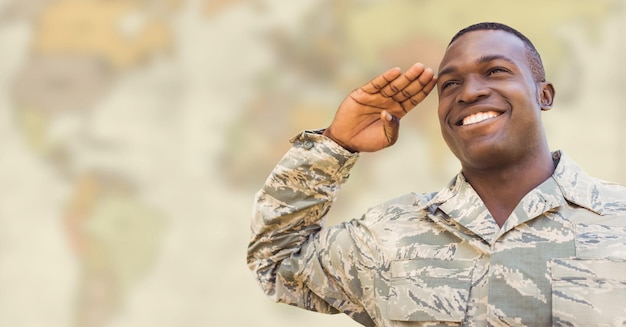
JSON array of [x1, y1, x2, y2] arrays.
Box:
[[381, 110, 400, 147]]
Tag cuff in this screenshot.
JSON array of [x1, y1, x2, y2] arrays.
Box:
[[289, 129, 359, 173]]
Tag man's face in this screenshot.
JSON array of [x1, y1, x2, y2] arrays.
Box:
[[436, 30, 551, 171]]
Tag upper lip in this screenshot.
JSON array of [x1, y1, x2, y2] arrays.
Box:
[[453, 105, 506, 126]]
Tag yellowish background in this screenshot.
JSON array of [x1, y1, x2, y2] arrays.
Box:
[[0, 0, 624, 326]]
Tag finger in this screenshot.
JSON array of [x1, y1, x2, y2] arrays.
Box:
[[380, 63, 426, 98], [400, 75, 437, 113], [392, 67, 435, 103], [360, 67, 402, 95], [381, 110, 399, 147]]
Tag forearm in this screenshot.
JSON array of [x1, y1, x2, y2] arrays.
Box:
[[247, 130, 358, 303]]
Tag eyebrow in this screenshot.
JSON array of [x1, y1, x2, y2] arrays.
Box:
[[438, 54, 516, 77]]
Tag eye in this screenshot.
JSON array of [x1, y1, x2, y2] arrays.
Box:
[[487, 67, 510, 75], [441, 80, 459, 90]]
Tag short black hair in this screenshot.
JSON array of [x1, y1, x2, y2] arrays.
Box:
[[449, 22, 546, 82]]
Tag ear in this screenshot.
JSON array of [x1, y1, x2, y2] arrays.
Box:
[[538, 82, 555, 111]]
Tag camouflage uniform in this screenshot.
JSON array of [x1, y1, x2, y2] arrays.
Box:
[[248, 130, 626, 327]]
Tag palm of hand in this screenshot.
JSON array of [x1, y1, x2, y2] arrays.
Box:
[[324, 64, 437, 152]]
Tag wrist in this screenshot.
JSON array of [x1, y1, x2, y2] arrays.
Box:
[[322, 128, 358, 153]]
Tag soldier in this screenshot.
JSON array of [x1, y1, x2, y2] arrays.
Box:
[[247, 22, 626, 326]]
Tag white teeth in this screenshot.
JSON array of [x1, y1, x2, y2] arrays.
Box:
[[462, 111, 499, 126]]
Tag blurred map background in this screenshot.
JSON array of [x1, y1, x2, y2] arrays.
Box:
[[0, 0, 624, 326]]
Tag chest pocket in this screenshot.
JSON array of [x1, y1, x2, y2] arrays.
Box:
[[550, 258, 626, 326], [379, 258, 474, 323], [550, 223, 626, 326]]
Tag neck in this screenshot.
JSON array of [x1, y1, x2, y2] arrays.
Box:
[[462, 150, 555, 227]]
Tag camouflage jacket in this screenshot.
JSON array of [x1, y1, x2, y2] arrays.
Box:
[[247, 130, 626, 327]]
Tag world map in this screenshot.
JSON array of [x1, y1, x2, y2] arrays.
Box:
[[0, 0, 624, 326]]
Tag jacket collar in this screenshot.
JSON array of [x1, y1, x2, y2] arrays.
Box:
[[425, 151, 603, 243], [429, 151, 603, 213], [550, 151, 605, 215]]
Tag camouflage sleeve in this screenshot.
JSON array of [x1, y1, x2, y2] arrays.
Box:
[[247, 130, 375, 325]]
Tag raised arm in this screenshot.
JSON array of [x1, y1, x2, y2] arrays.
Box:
[[247, 65, 436, 325], [247, 130, 367, 321]]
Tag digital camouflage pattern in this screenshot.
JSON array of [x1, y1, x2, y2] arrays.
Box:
[[247, 131, 626, 327]]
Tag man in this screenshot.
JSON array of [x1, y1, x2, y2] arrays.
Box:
[[247, 22, 626, 326]]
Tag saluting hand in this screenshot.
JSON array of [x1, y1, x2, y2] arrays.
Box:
[[323, 63, 437, 152]]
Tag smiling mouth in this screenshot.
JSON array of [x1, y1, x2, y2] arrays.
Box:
[[456, 111, 502, 126]]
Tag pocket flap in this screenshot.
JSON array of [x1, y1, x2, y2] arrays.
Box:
[[390, 259, 474, 279], [551, 258, 626, 282]]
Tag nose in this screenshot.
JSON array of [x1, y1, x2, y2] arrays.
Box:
[[456, 75, 490, 104]]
